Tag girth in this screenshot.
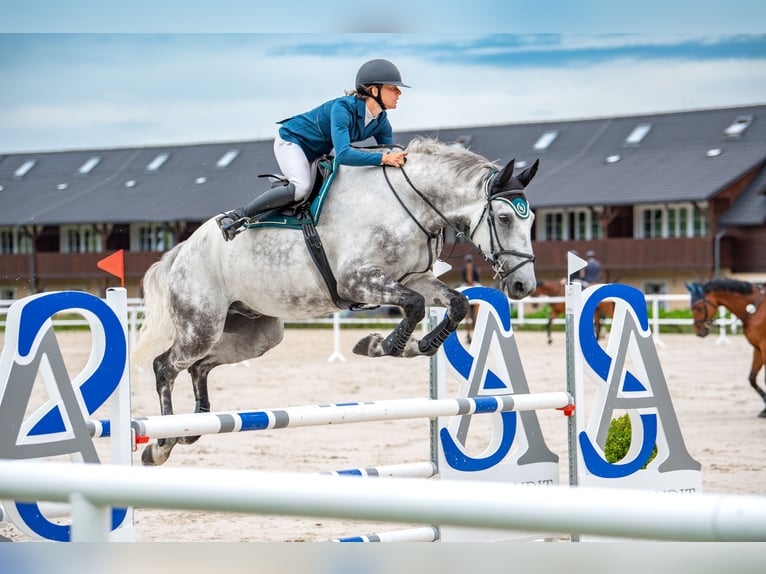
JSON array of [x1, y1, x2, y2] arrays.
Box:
[[298, 205, 377, 312]]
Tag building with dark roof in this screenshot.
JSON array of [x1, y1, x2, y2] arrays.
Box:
[[1, 104, 764, 300]]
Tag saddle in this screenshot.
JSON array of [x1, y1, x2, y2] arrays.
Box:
[[247, 156, 337, 230], [247, 156, 374, 312]]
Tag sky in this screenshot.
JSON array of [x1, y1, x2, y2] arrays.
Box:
[[1, 2, 765, 154]]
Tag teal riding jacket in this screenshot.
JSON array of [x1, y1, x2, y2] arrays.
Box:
[[278, 95, 393, 166]]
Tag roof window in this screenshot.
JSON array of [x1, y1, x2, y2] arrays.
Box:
[[78, 156, 101, 174], [724, 115, 753, 138], [14, 159, 36, 178], [146, 153, 169, 171], [533, 130, 558, 151], [125, 180, 137, 188], [624, 123, 652, 146], [216, 149, 239, 168], [195, 177, 207, 184], [605, 154, 621, 164], [514, 160, 528, 169], [56, 183, 69, 191], [706, 148, 723, 158]]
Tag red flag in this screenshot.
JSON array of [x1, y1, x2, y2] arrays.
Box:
[[97, 249, 125, 287]]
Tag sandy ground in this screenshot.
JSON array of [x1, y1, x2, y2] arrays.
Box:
[[2, 325, 766, 542]]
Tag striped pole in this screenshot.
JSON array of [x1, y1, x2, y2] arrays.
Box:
[[88, 392, 573, 441]]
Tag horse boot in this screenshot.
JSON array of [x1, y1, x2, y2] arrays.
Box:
[[215, 182, 296, 241]]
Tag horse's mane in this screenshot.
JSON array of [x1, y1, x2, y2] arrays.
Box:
[[703, 277, 753, 295], [405, 137, 495, 180]]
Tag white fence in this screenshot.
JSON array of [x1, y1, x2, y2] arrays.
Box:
[[0, 293, 742, 348], [1, 459, 765, 542]]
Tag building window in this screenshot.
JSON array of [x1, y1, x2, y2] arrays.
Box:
[[0, 228, 32, 254], [61, 225, 100, 253], [636, 204, 707, 238], [134, 224, 174, 252], [1, 230, 14, 254], [538, 209, 602, 241], [544, 212, 564, 240], [693, 206, 707, 237]]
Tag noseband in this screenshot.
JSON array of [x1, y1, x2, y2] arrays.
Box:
[[692, 296, 717, 329]]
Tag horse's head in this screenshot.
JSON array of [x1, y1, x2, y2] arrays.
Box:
[[685, 281, 713, 337], [470, 158, 539, 300]]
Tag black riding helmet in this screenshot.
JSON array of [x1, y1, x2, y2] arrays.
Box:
[[355, 59, 410, 110]]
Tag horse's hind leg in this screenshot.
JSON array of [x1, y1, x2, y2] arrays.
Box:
[[141, 299, 227, 465], [174, 356, 217, 446], [141, 348, 187, 465], [142, 312, 285, 464]]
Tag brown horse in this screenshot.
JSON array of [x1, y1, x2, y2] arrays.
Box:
[[532, 280, 614, 344], [686, 278, 766, 418]]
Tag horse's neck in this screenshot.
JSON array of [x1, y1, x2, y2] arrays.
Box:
[[403, 155, 485, 221], [708, 291, 756, 318]]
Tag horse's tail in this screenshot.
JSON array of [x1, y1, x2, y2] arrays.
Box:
[[131, 243, 182, 367]]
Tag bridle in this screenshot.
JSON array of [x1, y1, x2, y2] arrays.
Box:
[[382, 164, 536, 280], [691, 296, 718, 331], [470, 171, 536, 280]]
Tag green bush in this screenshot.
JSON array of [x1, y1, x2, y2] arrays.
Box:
[[604, 413, 657, 468]]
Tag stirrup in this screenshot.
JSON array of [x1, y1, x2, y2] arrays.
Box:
[[215, 212, 249, 242]]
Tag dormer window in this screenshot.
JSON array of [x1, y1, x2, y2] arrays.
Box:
[[14, 159, 36, 178], [146, 153, 169, 171], [216, 149, 239, 168], [533, 130, 558, 151], [724, 115, 753, 138], [625, 123, 652, 146], [78, 156, 101, 174]]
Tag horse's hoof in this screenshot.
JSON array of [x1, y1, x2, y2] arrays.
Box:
[[352, 334, 385, 357], [141, 442, 169, 466]]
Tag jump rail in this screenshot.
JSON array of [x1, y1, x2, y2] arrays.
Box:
[[1, 459, 764, 542], [88, 393, 574, 442]]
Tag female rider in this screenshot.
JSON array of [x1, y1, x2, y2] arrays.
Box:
[[216, 59, 410, 241]]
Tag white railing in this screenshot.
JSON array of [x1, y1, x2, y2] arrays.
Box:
[[1, 459, 764, 542], [0, 293, 742, 349]]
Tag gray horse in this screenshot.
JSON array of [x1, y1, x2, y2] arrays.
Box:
[[133, 137, 539, 465]]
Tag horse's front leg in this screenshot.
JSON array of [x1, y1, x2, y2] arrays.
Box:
[[352, 294, 426, 358], [748, 346, 766, 418], [398, 274, 469, 357]]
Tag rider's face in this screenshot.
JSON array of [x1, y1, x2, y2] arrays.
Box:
[[378, 84, 401, 109]]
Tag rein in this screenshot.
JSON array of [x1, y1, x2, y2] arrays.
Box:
[[381, 164, 535, 280]]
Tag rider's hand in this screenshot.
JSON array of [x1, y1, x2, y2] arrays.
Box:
[[381, 151, 407, 167]]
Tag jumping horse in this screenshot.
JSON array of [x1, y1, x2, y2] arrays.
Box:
[[532, 279, 614, 344], [686, 278, 766, 418], [133, 138, 540, 465]]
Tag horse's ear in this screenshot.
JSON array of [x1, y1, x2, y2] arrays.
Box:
[[518, 159, 540, 188], [685, 282, 703, 298], [494, 159, 516, 189]]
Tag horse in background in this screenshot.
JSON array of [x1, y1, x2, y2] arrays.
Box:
[[686, 278, 766, 418], [532, 280, 615, 345], [133, 138, 540, 465]]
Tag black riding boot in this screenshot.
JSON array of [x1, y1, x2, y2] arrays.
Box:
[[215, 182, 296, 241]]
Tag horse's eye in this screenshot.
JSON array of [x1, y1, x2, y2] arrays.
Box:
[[498, 214, 512, 225]]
